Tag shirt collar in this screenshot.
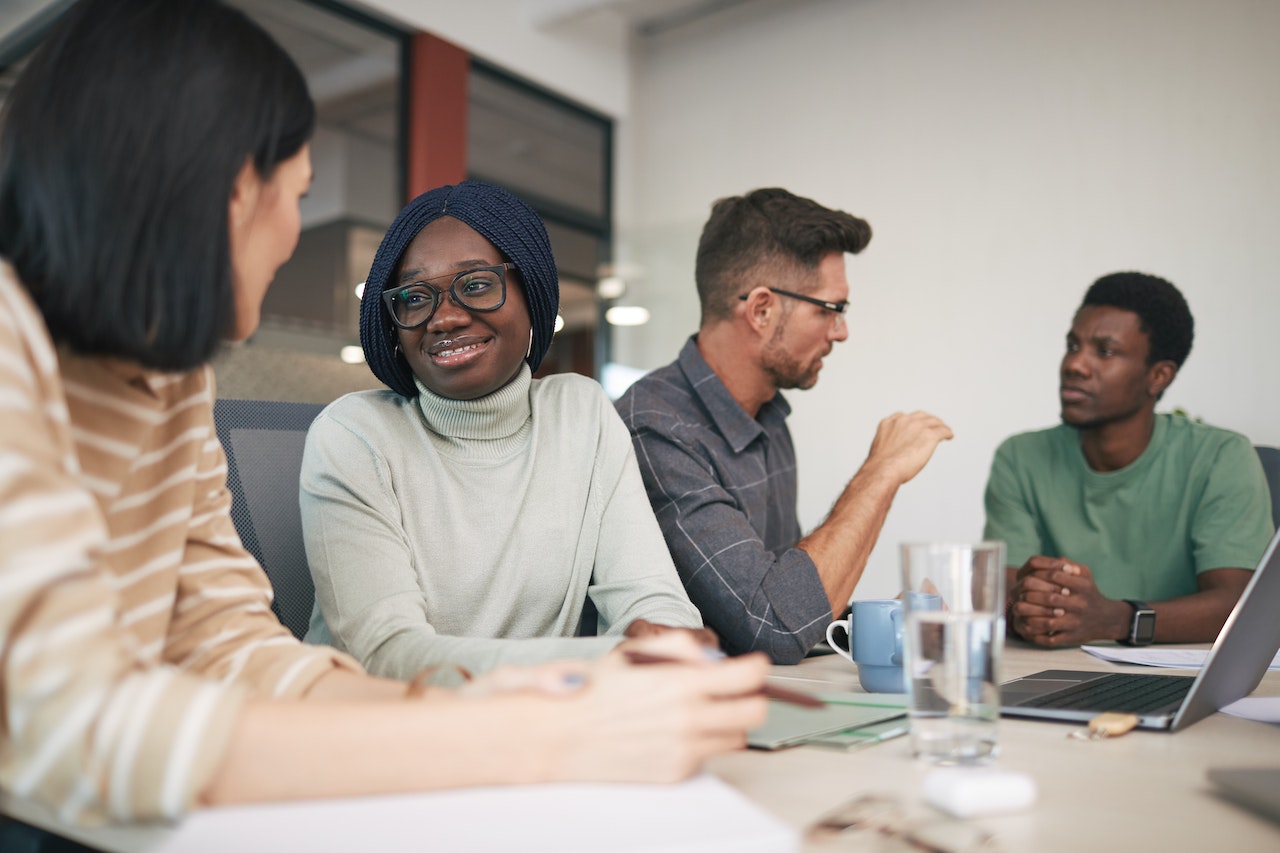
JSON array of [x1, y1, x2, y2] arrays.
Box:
[[677, 335, 791, 454]]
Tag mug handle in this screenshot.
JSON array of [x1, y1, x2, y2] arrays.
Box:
[[826, 618, 854, 661], [890, 605, 903, 667]]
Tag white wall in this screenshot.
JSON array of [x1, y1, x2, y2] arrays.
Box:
[[354, 0, 1279, 600], [357, 0, 632, 117], [300, 127, 396, 232], [615, 0, 1280, 598], [302, 126, 349, 228]]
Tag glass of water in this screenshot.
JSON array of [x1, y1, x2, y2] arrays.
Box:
[[900, 541, 1006, 765]]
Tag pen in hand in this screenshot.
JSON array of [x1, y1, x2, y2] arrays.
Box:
[[623, 650, 825, 709]]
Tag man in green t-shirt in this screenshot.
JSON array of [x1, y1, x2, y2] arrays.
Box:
[[984, 272, 1274, 647]]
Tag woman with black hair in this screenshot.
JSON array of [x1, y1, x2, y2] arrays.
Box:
[[0, 0, 766, 826]]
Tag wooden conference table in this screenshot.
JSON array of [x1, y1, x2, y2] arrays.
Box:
[[715, 640, 1280, 851], [3, 642, 1278, 851]]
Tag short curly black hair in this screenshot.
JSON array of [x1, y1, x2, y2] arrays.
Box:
[[1081, 272, 1194, 368]]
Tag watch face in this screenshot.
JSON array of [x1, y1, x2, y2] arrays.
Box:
[[1133, 610, 1157, 644]]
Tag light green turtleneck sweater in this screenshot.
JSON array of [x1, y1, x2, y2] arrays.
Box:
[[301, 365, 701, 679]]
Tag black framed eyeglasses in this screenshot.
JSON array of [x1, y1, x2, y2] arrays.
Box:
[[381, 263, 515, 330], [738, 286, 848, 315]]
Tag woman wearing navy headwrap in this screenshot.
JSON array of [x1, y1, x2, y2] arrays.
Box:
[[301, 181, 710, 680]]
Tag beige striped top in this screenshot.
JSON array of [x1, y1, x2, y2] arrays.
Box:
[[0, 263, 359, 824]]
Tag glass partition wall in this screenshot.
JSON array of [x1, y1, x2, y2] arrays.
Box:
[[214, 0, 407, 401], [0, 0, 615, 402], [468, 62, 613, 379]]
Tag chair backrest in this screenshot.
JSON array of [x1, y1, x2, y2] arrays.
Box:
[[1257, 445, 1280, 530], [213, 398, 325, 640]]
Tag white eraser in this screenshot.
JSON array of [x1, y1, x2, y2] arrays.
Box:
[[923, 768, 1037, 818]]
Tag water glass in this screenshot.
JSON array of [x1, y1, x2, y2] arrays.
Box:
[[899, 541, 1006, 764]]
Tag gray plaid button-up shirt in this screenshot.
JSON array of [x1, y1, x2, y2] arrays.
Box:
[[615, 337, 830, 663]]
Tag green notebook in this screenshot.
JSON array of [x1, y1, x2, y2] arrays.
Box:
[[747, 692, 908, 750]]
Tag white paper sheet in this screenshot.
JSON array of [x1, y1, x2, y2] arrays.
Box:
[[1221, 696, 1280, 724], [1082, 645, 1280, 670], [3, 774, 799, 853], [161, 774, 799, 853]]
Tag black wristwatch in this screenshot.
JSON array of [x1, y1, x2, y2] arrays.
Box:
[[1119, 599, 1156, 646]]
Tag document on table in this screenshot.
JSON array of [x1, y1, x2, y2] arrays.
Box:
[[168, 774, 800, 853], [748, 692, 907, 750], [1221, 697, 1280, 724], [2, 775, 799, 853], [1082, 645, 1280, 670]]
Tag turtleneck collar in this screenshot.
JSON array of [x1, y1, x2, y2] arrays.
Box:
[[413, 362, 532, 441]]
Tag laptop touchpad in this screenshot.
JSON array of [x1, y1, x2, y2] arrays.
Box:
[[1001, 671, 1098, 703]]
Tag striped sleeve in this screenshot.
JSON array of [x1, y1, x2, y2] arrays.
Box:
[[161, 370, 360, 697], [0, 269, 244, 824]]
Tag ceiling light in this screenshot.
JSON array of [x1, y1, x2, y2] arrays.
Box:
[[605, 305, 650, 326], [554, 314, 565, 333], [597, 276, 626, 299], [340, 345, 366, 364], [354, 282, 366, 299]]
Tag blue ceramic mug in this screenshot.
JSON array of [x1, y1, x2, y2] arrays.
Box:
[[826, 593, 943, 692]]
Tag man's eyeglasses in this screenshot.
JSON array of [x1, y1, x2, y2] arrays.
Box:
[[738, 286, 848, 315], [382, 263, 515, 330]]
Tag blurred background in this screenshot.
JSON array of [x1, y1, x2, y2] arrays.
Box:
[[4, 0, 1276, 596]]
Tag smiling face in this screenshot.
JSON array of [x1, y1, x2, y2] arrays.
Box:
[[760, 251, 850, 390], [1060, 304, 1171, 430], [391, 216, 532, 400]]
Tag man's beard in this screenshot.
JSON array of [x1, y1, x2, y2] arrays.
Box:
[[762, 327, 820, 390]]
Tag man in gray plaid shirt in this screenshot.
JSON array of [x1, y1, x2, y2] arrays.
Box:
[[616, 188, 952, 663]]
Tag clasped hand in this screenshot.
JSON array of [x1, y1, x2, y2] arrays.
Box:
[[1007, 556, 1127, 647]]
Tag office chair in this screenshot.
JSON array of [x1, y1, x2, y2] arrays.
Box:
[[1257, 445, 1280, 530], [213, 398, 325, 640]]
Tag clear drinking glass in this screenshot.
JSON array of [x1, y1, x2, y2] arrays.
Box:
[[900, 541, 1006, 765]]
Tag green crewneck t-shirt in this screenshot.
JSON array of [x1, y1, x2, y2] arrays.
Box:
[[983, 413, 1274, 601]]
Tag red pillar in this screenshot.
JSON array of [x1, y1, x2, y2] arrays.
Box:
[[406, 32, 469, 200]]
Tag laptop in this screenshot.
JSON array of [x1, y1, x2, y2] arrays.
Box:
[[999, 526, 1280, 731]]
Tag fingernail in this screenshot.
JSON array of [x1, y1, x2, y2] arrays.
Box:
[[561, 673, 586, 689], [702, 648, 727, 662], [1061, 587, 1070, 596]]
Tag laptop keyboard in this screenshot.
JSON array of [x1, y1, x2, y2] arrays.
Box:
[[1022, 672, 1195, 713]]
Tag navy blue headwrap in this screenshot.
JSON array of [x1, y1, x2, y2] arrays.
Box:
[[360, 181, 560, 398]]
